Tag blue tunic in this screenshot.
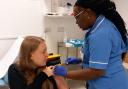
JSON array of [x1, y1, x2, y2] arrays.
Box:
[[82, 15, 128, 89]]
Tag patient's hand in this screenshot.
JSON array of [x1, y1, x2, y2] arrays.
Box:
[[54, 76, 69, 89], [43, 66, 55, 77]]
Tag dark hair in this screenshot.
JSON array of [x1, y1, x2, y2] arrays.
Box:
[[75, 0, 127, 60]]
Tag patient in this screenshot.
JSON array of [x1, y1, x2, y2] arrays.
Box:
[[8, 36, 68, 89]]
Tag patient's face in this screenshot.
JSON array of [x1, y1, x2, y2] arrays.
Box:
[[31, 42, 48, 67]]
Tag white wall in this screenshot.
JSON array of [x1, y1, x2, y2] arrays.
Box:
[[0, 0, 49, 59], [0, 0, 45, 37], [115, 0, 128, 29]]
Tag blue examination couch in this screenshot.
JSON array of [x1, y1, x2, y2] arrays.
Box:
[[0, 74, 9, 89]]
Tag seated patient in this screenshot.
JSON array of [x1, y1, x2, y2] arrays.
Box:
[[8, 36, 68, 89]]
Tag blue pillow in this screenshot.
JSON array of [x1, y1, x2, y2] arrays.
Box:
[[0, 79, 6, 85], [3, 74, 8, 84]]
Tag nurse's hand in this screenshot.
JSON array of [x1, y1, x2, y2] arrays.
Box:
[[54, 66, 67, 77], [43, 66, 55, 77], [65, 57, 82, 65]]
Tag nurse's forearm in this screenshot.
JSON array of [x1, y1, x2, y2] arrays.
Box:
[[66, 68, 105, 80]]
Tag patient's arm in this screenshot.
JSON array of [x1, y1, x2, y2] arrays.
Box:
[[54, 76, 69, 89]]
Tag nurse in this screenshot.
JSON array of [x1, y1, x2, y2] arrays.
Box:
[[54, 0, 128, 89]]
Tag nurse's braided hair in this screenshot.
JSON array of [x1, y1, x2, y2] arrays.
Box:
[[75, 0, 127, 60]]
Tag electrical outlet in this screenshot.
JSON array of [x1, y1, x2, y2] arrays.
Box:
[[57, 27, 64, 32]]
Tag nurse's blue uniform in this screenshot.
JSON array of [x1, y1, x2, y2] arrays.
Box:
[[82, 15, 128, 89]]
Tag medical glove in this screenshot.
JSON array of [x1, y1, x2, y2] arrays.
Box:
[[54, 66, 67, 77], [65, 57, 82, 65]]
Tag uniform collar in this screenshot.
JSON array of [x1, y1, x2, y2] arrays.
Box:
[[89, 15, 105, 34]]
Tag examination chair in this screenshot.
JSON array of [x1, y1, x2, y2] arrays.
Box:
[[0, 37, 24, 89]]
